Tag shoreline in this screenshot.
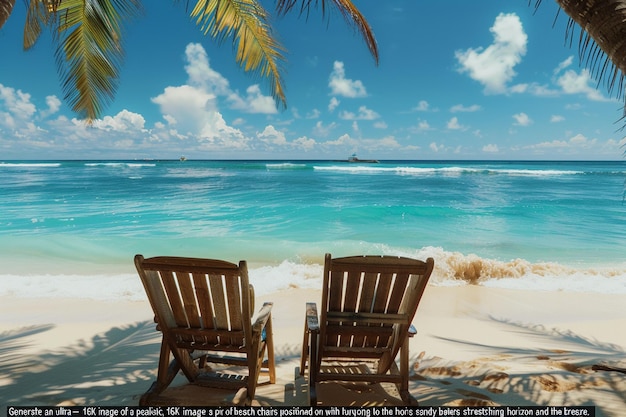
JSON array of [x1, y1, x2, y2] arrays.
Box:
[[1, 286, 625, 414]]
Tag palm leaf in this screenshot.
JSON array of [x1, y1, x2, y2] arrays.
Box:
[[23, 0, 59, 50], [276, 0, 378, 64], [534, 0, 626, 106], [189, 0, 287, 108], [52, 0, 141, 120], [0, 0, 15, 29]]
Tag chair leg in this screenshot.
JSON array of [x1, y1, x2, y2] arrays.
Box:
[[140, 340, 181, 405], [266, 314, 276, 384], [398, 336, 418, 405], [308, 330, 319, 406], [300, 318, 309, 376]]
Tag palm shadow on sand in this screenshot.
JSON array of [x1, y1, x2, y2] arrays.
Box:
[[0, 321, 160, 406], [409, 316, 626, 416]]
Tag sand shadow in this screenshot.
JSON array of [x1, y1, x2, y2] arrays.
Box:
[[0, 320, 160, 406], [409, 316, 626, 415]]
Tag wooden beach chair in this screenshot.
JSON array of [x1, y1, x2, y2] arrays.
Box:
[[135, 255, 276, 405], [300, 253, 434, 405]]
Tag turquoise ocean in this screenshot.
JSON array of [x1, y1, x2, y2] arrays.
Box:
[[1, 159, 626, 300]]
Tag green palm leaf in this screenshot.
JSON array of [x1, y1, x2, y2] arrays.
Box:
[[0, 0, 15, 29], [53, 0, 141, 120], [189, 0, 287, 108], [275, 0, 378, 64]]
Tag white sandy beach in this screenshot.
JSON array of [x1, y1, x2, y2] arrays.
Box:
[[1, 285, 625, 416]]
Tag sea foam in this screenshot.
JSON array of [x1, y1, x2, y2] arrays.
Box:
[[1, 249, 624, 301]]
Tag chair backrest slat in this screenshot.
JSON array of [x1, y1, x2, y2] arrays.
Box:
[[320, 254, 434, 354], [136, 256, 253, 350]]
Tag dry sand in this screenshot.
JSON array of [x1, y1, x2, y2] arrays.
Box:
[[1, 285, 625, 416]]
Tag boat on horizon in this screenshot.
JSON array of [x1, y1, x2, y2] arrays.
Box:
[[347, 153, 379, 163]]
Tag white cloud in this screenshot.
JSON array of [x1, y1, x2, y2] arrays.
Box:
[[550, 115, 565, 123], [450, 104, 481, 113], [0, 84, 37, 119], [513, 112, 532, 126], [40, 95, 62, 118], [329, 61, 367, 98], [257, 125, 288, 145], [430, 142, 444, 152], [92, 109, 146, 131], [325, 133, 358, 147], [306, 109, 321, 119], [228, 84, 278, 114], [455, 13, 527, 94], [328, 97, 340, 112], [373, 121, 388, 129], [554, 56, 574, 75], [531, 133, 597, 150], [556, 68, 608, 101], [313, 121, 337, 137], [339, 106, 380, 120], [292, 136, 316, 150], [483, 144, 499, 153], [447, 117, 464, 130], [413, 100, 430, 112], [411, 120, 432, 133], [184, 43, 230, 95]]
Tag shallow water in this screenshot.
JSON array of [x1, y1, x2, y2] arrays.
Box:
[[1, 159, 625, 298]]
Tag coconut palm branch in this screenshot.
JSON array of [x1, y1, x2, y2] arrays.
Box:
[[534, 0, 626, 115], [22, 0, 142, 120], [275, 0, 378, 64], [187, 0, 286, 108], [0, 0, 15, 29], [3, 0, 377, 121]]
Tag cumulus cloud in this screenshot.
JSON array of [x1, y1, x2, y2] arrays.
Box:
[[512, 112, 532, 126], [447, 117, 464, 130], [40, 95, 62, 118], [329, 61, 367, 98], [313, 121, 337, 137], [0, 84, 37, 119], [483, 144, 499, 153], [450, 104, 481, 113], [184, 43, 230, 95], [228, 84, 278, 114], [328, 97, 340, 112], [92, 109, 146, 131], [293, 136, 316, 150], [413, 100, 430, 112], [455, 13, 527, 94], [550, 115, 565, 123], [339, 106, 380, 120], [556, 69, 608, 101], [257, 125, 288, 146], [325, 133, 358, 147]]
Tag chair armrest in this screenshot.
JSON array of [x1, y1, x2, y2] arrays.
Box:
[[305, 302, 319, 333], [252, 302, 273, 334]]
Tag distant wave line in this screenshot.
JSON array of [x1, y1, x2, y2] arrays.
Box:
[[312, 165, 602, 176]]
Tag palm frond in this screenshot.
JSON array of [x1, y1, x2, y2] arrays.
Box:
[[53, 0, 142, 120], [189, 0, 287, 108], [0, 0, 15, 29], [534, 0, 626, 104], [23, 0, 58, 50], [276, 0, 378, 64]]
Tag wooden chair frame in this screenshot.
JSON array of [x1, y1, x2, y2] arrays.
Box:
[[300, 253, 434, 405], [135, 255, 276, 405]]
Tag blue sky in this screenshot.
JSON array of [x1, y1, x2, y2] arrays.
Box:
[[1, 1, 625, 160]]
